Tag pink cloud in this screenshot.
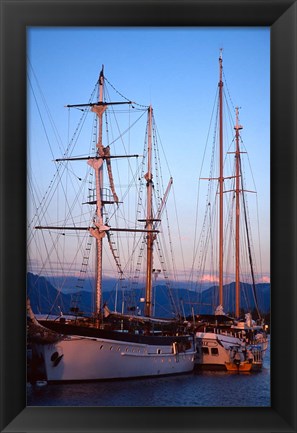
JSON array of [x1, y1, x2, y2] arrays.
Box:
[[259, 275, 270, 283], [200, 274, 219, 283]]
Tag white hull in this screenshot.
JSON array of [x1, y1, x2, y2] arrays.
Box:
[[195, 332, 244, 369], [33, 334, 195, 382], [195, 331, 267, 371]]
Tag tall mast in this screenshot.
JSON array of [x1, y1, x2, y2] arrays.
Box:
[[218, 49, 224, 308], [144, 106, 154, 317], [37, 67, 135, 322], [88, 66, 107, 321], [234, 107, 243, 317]]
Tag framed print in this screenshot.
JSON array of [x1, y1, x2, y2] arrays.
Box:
[[0, 1, 296, 432]]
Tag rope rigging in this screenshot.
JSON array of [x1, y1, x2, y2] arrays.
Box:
[[29, 65, 235, 321]]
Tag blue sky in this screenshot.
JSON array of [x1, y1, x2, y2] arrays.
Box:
[[27, 27, 270, 281]]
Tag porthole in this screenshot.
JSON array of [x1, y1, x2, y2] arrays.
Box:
[[51, 351, 59, 362]]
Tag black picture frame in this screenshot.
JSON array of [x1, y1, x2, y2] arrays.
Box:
[[1, 1, 296, 432]]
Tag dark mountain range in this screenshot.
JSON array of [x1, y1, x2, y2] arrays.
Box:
[[46, 275, 197, 294], [27, 272, 270, 319], [46, 275, 119, 294]]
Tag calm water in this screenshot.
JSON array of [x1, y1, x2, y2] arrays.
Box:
[[27, 339, 270, 407]]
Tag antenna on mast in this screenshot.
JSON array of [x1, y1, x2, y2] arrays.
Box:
[[99, 65, 104, 85], [218, 47, 224, 309]]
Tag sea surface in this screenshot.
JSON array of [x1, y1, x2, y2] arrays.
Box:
[[27, 339, 270, 407]]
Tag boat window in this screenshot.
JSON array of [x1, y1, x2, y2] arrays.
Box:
[[211, 348, 219, 356], [202, 347, 209, 355]]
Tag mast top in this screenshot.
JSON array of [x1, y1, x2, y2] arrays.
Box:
[[234, 106, 243, 131], [65, 66, 132, 109], [219, 49, 223, 88], [99, 65, 104, 85]]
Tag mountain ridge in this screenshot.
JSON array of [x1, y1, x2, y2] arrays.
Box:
[[27, 272, 270, 319]]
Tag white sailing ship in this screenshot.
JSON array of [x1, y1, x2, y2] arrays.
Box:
[[27, 67, 195, 382]]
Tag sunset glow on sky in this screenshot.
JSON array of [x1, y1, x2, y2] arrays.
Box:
[[27, 27, 270, 284]]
